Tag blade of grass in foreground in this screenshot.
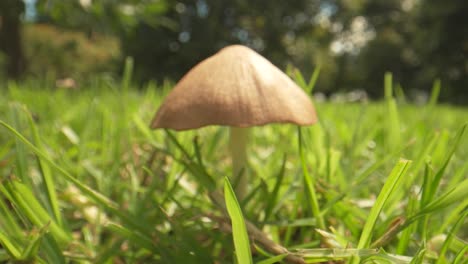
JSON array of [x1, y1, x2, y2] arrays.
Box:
[[224, 177, 252, 264], [435, 210, 467, 264], [0, 121, 116, 208], [262, 154, 286, 227], [351, 159, 412, 264], [414, 178, 468, 219], [298, 127, 325, 230], [425, 124, 466, 203], [1, 179, 71, 244], [453, 245, 468, 264], [256, 253, 288, 264], [371, 177, 468, 250], [0, 121, 156, 240], [23, 105, 62, 227], [299, 248, 413, 263], [0, 230, 21, 259]]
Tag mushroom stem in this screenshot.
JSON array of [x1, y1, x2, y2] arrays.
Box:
[[229, 127, 249, 200]]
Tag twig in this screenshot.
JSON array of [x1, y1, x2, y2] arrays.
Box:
[[371, 216, 406, 248]]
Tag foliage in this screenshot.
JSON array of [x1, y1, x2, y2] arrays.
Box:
[[0, 0, 26, 79], [0, 72, 467, 262], [349, 0, 468, 103], [1, 1, 467, 103], [22, 24, 120, 80]]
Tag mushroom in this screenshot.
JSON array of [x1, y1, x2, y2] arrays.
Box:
[[150, 45, 317, 200]]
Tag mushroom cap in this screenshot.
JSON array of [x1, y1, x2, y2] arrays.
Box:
[[151, 45, 317, 131]]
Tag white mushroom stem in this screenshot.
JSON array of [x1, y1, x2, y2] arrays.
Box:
[[229, 127, 250, 200]]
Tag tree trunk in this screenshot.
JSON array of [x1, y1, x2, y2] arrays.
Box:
[[0, 0, 25, 80]]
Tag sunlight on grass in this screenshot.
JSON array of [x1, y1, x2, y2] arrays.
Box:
[[0, 73, 466, 263]]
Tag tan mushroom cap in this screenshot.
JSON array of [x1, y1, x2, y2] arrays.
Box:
[[151, 45, 317, 131]]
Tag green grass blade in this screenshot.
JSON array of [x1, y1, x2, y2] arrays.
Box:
[[396, 196, 418, 255], [356, 159, 412, 249], [384, 72, 393, 99], [224, 177, 252, 264], [3, 179, 71, 244], [0, 120, 117, 208], [106, 222, 159, 253], [0, 193, 23, 236], [0, 230, 22, 259], [427, 124, 466, 201], [8, 104, 31, 187], [262, 154, 286, 226], [453, 245, 468, 264], [384, 72, 401, 152], [299, 248, 414, 262], [293, 68, 308, 91], [283, 187, 304, 246], [428, 79, 441, 107], [409, 247, 426, 264], [165, 130, 216, 191], [23, 105, 62, 227], [40, 235, 66, 264], [121, 56, 134, 93], [436, 199, 468, 234], [409, 132, 439, 179], [395, 83, 407, 103], [415, 178, 468, 218], [308, 65, 321, 94], [298, 127, 326, 230], [435, 210, 467, 264], [20, 224, 48, 261], [416, 162, 433, 242], [292, 66, 320, 94], [256, 253, 288, 264], [0, 120, 155, 239]]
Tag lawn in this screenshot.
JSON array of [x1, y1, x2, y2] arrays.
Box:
[[0, 74, 467, 263]]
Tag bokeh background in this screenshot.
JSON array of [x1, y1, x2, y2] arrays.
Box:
[[0, 0, 467, 104]]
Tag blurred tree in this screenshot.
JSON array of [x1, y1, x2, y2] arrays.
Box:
[[411, 1, 468, 103], [0, 0, 25, 79], [23, 24, 120, 79], [335, 0, 468, 103], [121, 0, 322, 81], [29, 0, 468, 103], [353, 0, 413, 97], [36, 0, 171, 79], [36, 0, 321, 81]]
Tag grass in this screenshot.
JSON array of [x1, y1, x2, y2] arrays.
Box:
[[0, 72, 467, 263]]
